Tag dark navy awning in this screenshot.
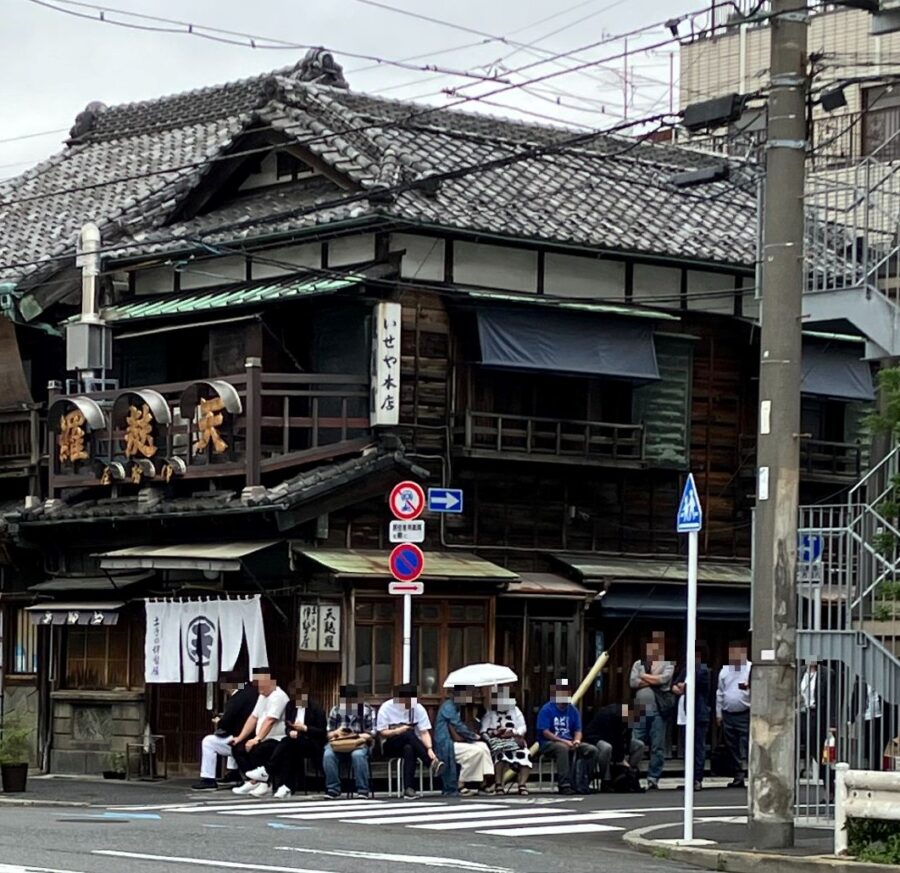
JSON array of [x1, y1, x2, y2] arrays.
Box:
[[476, 307, 659, 381], [802, 341, 874, 402], [599, 584, 749, 621]]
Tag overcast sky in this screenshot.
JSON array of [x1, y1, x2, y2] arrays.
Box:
[[2, 0, 705, 178]]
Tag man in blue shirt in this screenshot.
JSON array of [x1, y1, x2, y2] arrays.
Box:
[[536, 680, 606, 794]]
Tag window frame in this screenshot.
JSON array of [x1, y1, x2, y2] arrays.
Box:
[[5, 606, 39, 677], [353, 595, 493, 704]]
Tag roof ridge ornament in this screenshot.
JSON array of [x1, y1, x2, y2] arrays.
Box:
[[68, 101, 109, 144], [291, 48, 349, 90]]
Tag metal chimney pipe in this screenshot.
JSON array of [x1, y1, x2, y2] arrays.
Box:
[[79, 222, 101, 323]]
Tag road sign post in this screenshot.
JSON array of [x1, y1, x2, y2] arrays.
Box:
[[676, 473, 703, 844], [388, 543, 425, 684]]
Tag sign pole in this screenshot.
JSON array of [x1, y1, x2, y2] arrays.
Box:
[[684, 528, 698, 842], [402, 593, 412, 683]]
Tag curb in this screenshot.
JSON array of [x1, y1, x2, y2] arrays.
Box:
[[623, 823, 891, 873], [0, 797, 90, 808]]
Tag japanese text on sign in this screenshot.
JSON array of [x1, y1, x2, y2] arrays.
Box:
[[371, 301, 401, 426]]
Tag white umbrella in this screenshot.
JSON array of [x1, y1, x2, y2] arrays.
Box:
[[443, 662, 518, 689]]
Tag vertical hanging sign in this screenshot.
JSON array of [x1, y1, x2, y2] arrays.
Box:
[[371, 301, 401, 427]]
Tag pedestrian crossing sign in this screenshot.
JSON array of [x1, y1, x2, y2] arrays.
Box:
[[676, 473, 702, 533]]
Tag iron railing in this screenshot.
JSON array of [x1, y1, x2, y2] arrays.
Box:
[[739, 434, 863, 481], [796, 446, 900, 824], [453, 410, 645, 464]]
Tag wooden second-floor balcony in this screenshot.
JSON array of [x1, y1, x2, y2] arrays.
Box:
[[48, 368, 371, 493], [739, 434, 863, 483], [0, 407, 43, 477], [453, 410, 645, 468]]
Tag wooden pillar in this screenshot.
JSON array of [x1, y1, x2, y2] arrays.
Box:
[[244, 357, 261, 487]]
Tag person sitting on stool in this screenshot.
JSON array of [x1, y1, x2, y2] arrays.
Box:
[[265, 681, 327, 799], [323, 684, 374, 799]]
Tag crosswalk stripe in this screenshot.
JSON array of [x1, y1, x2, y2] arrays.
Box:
[[348, 807, 571, 826], [229, 801, 431, 818], [477, 823, 624, 837], [172, 800, 377, 814], [275, 803, 476, 821], [413, 811, 642, 831]]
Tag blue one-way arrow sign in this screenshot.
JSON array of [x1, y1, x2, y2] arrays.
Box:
[[428, 487, 464, 513], [676, 473, 703, 533]]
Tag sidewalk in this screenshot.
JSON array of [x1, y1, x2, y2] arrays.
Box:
[[625, 818, 888, 873], [0, 774, 199, 807]]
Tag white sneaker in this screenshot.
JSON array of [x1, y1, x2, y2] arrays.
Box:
[[273, 785, 292, 799], [250, 782, 272, 798], [245, 766, 269, 782], [232, 781, 257, 795]]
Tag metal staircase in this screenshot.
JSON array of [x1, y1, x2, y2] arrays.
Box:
[[804, 131, 900, 356], [797, 446, 900, 820]]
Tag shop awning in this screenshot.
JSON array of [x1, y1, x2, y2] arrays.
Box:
[[28, 572, 153, 593], [552, 554, 751, 586], [99, 275, 363, 323], [599, 585, 750, 621], [98, 542, 281, 572], [801, 341, 875, 402], [295, 548, 518, 581], [475, 307, 660, 381], [25, 602, 124, 626], [502, 573, 594, 599]]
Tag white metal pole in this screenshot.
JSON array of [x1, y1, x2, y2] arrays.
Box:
[[402, 592, 412, 683], [684, 529, 699, 842]]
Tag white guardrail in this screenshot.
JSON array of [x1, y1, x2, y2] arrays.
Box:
[[834, 763, 900, 854]]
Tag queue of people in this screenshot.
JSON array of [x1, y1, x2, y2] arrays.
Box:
[[193, 640, 756, 797]]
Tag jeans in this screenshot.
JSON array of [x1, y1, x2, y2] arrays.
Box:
[[323, 744, 370, 795], [633, 713, 667, 782], [722, 710, 749, 780]]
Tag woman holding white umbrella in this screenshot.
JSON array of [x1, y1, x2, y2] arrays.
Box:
[[436, 667, 505, 795]]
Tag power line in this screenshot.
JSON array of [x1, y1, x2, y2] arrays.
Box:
[[22, 0, 512, 87]]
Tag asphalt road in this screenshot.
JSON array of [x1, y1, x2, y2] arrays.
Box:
[[0, 787, 750, 873]]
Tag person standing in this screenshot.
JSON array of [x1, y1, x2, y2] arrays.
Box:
[[716, 641, 752, 789], [193, 675, 259, 790], [536, 680, 606, 795], [265, 682, 327, 799], [230, 670, 290, 797], [673, 643, 711, 791], [630, 632, 675, 790], [377, 682, 444, 799], [323, 684, 375, 799]]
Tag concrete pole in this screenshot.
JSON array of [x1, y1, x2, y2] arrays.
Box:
[[749, 0, 808, 850]]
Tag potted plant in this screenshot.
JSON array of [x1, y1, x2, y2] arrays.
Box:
[[0, 714, 31, 793], [102, 753, 126, 780]]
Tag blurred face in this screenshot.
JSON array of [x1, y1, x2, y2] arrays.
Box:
[[255, 675, 275, 696], [455, 687, 473, 705], [729, 645, 747, 665], [553, 684, 570, 708], [221, 682, 238, 693]]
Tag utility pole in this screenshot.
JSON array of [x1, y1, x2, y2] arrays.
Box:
[[749, 0, 808, 850]]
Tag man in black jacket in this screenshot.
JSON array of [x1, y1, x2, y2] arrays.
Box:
[[263, 682, 328, 799], [584, 703, 645, 791], [193, 676, 258, 790]]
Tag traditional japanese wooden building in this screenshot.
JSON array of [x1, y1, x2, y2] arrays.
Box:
[[0, 51, 875, 773]]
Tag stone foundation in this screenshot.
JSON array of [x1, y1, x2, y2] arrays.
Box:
[[49, 690, 146, 775]]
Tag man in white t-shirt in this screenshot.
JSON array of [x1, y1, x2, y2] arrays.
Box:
[[230, 670, 289, 797], [376, 682, 444, 799]]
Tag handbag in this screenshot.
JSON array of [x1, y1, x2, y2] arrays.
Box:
[[330, 735, 367, 753], [653, 688, 677, 718]]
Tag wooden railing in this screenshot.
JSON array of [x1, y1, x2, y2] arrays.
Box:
[[0, 407, 42, 469], [454, 410, 644, 464], [740, 435, 863, 481], [49, 367, 371, 491]]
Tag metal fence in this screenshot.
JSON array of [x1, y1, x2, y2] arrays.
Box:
[[796, 448, 900, 823]]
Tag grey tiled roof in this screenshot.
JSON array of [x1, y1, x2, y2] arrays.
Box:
[[0, 58, 758, 299], [16, 445, 425, 524]]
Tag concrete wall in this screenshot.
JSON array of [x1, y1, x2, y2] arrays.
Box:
[[49, 690, 146, 775]]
